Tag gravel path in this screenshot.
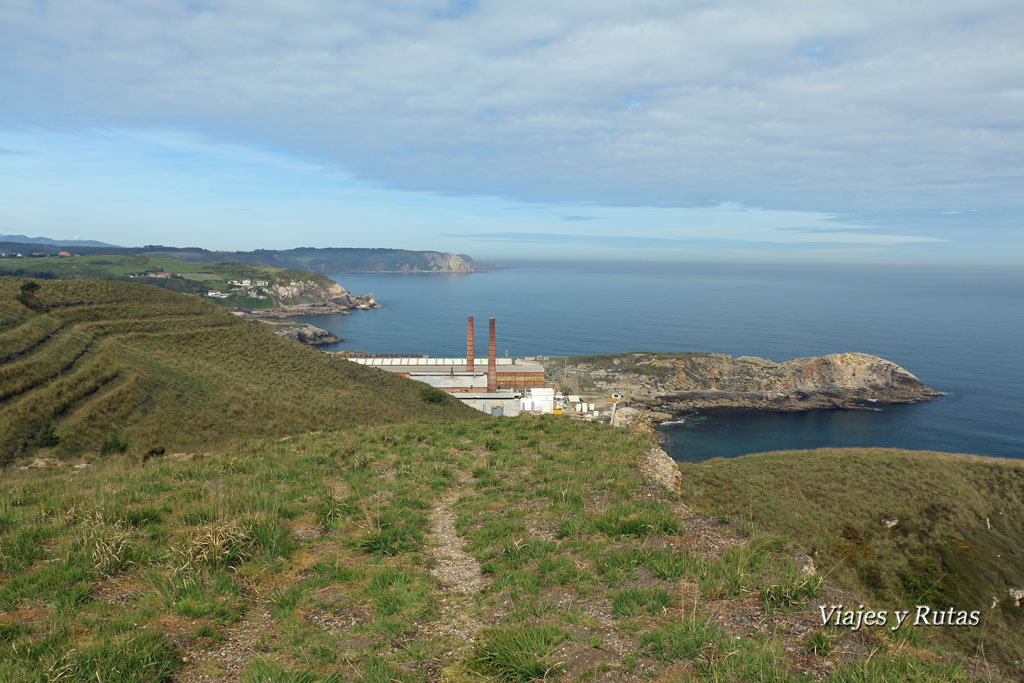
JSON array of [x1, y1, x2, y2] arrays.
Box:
[[428, 491, 487, 594]]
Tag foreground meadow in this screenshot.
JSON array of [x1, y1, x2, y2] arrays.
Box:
[[0, 418, 982, 681]]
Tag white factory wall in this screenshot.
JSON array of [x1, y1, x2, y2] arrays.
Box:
[[458, 396, 521, 417]]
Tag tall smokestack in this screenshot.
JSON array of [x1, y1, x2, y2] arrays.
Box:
[[466, 316, 474, 373], [487, 317, 497, 392]]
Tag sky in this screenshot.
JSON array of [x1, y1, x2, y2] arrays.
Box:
[[1, 1, 1022, 264]]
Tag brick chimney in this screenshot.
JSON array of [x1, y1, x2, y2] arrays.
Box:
[[466, 316, 475, 373], [487, 317, 497, 392]]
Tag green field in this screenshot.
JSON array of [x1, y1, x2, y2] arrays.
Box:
[[0, 277, 472, 463], [0, 254, 338, 309], [0, 421, 980, 681], [680, 448, 1024, 674]]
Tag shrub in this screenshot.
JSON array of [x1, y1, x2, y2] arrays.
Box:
[[419, 386, 448, 405], [31, 423, 60, 449], [100, 434, 129, 455]]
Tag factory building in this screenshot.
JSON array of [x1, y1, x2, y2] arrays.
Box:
[[344, 317, 553, 416], [346, 317, 546, 393]]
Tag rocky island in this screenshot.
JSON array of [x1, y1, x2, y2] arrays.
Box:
[[542, 351, 940, 416]]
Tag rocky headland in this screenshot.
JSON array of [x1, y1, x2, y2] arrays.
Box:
[[250, 319, 342, 345], [235, 279, 381, 318], [542, 352, 940, 416]]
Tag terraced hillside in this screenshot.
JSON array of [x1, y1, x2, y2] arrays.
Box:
[[0, 420, 986, 681], [0, 277, 473, 463]]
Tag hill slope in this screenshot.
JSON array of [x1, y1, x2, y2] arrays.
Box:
[[0, 277, 474, 463], [679, 448, 1024, 674], [0, 422, 986, 681], [0, 253, 378, 312]]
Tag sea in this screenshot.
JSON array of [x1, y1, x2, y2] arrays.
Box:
[[288, 260, 1024, 463]]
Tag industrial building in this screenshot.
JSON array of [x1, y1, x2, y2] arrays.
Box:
[[345, 317, 554, 416]]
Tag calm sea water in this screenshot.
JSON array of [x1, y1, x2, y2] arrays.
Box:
[[290, 261, 1024, 462]]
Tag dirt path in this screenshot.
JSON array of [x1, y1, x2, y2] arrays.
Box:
[[428, 490, 487, 595], [424, 484, 490, 667]]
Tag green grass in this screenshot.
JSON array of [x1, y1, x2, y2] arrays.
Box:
[[680, 447, 1024, 673], [640, 616, 725, 661], [468, 624, 567, 681], [611, 587, 671, 617], [0, 277, 475, 462], [0, 423, 993, 680]]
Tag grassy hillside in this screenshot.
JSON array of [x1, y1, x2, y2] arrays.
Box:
[[0, 277, 473, 463], [0, 420, 977, 681], [0, 254, 341, 310], [679, 448, 1024, 675]]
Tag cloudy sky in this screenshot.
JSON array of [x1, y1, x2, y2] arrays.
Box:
[[1, 0, 1022, 263]]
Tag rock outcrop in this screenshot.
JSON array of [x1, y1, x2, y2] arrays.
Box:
[[543, 352, 940, 413], [240, 279, 381, 318], [262, 322, 342, 346]]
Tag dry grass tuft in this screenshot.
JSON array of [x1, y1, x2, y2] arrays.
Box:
[[172, 516, 259, 573]]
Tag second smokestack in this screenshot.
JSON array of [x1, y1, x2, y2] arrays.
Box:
[[487, 317, 497, 392], [466, 316, 474, 373]]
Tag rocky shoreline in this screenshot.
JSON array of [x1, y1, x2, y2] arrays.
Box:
[[241, 317, 343, 345], [231, 285, 380, 345], [236, 291, 381, 319], [543, 351, 940, 417]]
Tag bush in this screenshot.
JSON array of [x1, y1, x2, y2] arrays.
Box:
[[15, 281, 42, 310], [31, 423, 59, 449], [419, 386, 448, 405], [100, 434, 129, 455]]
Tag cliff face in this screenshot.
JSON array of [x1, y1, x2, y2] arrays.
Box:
[[421, 252, 474, 273], [244, 277, 380, 317], [544, 352, 940, 412]]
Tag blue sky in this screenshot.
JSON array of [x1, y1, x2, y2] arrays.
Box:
[[1, 1, 1022, 264]]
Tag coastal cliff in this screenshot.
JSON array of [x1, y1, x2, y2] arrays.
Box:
[[240, 277, 381, 317], [543, 352, 940, 412]]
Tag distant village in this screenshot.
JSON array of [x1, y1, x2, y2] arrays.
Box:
[[207, 278, 272, 299], [126, 273, 274, 300]]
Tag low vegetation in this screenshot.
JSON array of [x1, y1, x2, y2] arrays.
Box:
[[680, 448, 1024, 675], [0, 420, 985, 680], [0, 278, 473, 463]]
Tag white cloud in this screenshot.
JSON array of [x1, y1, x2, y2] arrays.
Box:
[[1, 0, 1022, 220]]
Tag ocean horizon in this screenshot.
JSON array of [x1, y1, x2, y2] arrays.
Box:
[[287, 259, 1024, 462]]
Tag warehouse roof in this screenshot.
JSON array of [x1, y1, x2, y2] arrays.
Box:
[[346, 357, 544, 374]]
